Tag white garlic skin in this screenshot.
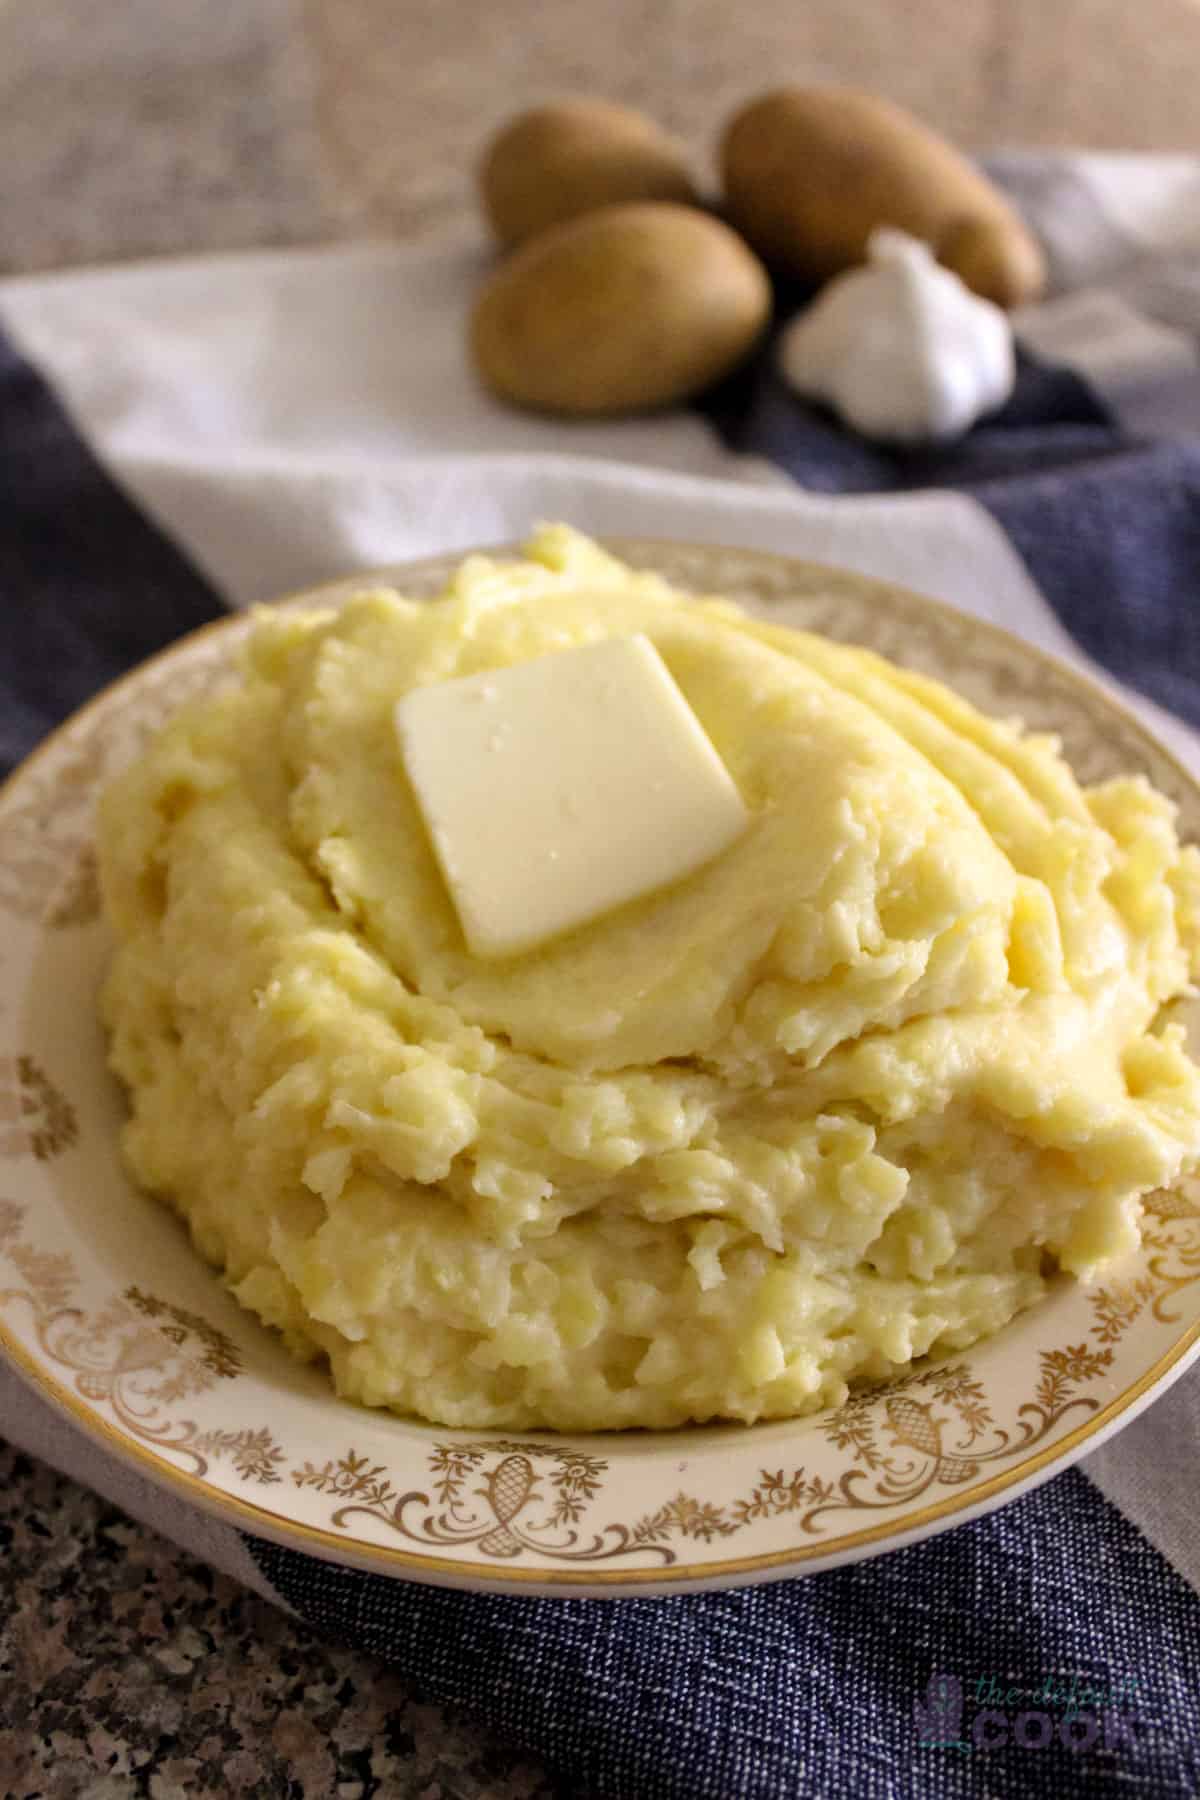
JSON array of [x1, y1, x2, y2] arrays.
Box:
[[777, 228, 1016, 445]]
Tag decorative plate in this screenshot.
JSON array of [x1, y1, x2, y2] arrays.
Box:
[[3, 539, 1200, 1599]]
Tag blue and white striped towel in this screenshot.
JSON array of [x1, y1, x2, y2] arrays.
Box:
[[3, 153, 1200, 1798]]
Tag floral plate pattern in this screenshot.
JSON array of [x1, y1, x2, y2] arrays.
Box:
[[2, 539, 1199, 1597]]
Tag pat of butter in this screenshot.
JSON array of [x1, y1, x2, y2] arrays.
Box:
[[395, 633, 749, 958]]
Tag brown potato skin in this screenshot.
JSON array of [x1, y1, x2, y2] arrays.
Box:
[[470, 202, 771, 417], [721, 86, 1045, 308], [480, 100, 699, 249]]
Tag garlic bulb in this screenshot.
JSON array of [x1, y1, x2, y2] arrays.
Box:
[[777, 228, 1016, 444]]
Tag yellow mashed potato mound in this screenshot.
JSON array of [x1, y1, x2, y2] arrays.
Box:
[[98, 527, 1200, 1430]]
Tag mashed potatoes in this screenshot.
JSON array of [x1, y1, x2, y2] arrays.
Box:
[[98, 527, 1200, 1429]]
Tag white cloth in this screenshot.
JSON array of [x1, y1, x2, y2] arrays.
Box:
[[4, 161, 1200, 1591]]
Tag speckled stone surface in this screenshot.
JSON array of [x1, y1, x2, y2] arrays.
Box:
[[3, 2, 1200, 1791], [0, 1446, 560, 1799]]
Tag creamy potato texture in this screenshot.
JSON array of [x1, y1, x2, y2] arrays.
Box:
[[98, 527, 1200, 1429]]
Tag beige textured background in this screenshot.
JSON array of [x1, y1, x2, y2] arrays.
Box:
[[2, 5, 1199, 1797], [3, 0, 1200, 271]]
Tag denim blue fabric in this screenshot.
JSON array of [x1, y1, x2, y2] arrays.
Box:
[[5, 314, 1199, 1800], [249, 1469, 1200, 1799], [0, 329, 224, 776], [699, 339, 1200, 729]]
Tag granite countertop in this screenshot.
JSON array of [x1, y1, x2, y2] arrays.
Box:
[[0, 1445, 557, 1799], [3, 2, 1200, 1794]]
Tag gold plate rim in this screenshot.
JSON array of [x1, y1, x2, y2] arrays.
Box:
[[2, 535, 1199, 1593]]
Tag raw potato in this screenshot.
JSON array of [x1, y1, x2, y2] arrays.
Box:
[[470, 202, 771, 416], [722, 87, 1045, 308], [480, 99, 698, 248]]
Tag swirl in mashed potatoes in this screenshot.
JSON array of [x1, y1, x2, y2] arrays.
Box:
[[98, 527, 1200, 1429]]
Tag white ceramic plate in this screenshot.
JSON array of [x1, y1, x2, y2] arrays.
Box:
[[3, 539, 1200, 1598]]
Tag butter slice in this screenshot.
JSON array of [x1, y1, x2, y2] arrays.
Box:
[[395, 633, 748, 958]]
